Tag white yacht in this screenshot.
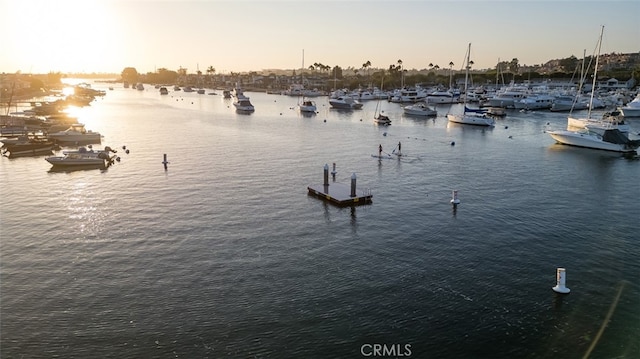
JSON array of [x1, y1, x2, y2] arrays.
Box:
[[329, 96, 363, 110], [47, 124, 101, 145], [298, 99, 317, 113], [513, 94, 554, 110], [619, 94, 640, 117], [403, 103, 437, 117], [233, 98, 255, 113], [548, 128, 639, 154], [547, 26, 638, 154]]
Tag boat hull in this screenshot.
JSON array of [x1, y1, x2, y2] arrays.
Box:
[[403, 104, 437, 117], [45, 157, 109, 166], [548, 130, 637, 153], [620, 108, 640, 117], [447, 114, 495, 127]]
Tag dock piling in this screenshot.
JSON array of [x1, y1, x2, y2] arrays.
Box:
[[350, 173, 357, 197]]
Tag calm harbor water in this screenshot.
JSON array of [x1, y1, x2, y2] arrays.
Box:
[[1, 83, 639, 358]]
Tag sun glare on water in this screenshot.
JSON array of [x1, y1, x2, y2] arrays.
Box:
[[4, 0, 122, 73]]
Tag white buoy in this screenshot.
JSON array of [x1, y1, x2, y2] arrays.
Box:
[[552, 267, 570, 294], [450, 190, 461, 207]]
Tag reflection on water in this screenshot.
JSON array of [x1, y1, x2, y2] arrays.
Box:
[[1, 84, 639, 358]]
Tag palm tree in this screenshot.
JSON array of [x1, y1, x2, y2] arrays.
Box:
[[207, 66, 216, 86], [448, 61, 454, 88], [397, 59, 404, 87], [362, 60, 371, 84]]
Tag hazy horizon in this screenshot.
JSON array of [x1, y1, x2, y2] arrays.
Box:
[[2, 0, 639, 75]]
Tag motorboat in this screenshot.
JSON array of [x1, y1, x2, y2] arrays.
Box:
[[1, 135, 57, 157], [329, 96, 363, 110], [45, 146, 117, 167], [619, 94, 640, 117], [403, 103, 437, 117], [548, 128, 639, 154], [233, 98, 255, 113], [298, 99, 317, 113], [513, 94, 554, 110], [486, 85, 528, 108], [550, 95, 589, 112], [374, 114, 392, 126], [425, 89, 458, 104], [547, 27, 638, 154], [47, 123, 101, 145], [567, 111, 630, 134], [389, 88, 427, 103], [447, 108, 496, 127], [62, 145, 117, 157]]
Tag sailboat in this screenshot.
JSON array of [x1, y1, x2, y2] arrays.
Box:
[[447, 43, 495, 127], [297, 49, 317, 114], [548, 26, 640, 154], [564, 29, 629, 133], [373, 75, 391, 125]]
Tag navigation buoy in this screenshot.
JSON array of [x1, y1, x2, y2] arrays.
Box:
[[162, 154, 169, 170], [552, 268, 570, 294], [450, 190, 461, 207]]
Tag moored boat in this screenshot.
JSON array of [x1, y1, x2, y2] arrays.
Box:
[[547, 26, 638, 154], [329, 96, 363, 110], [619, 94, 640, 117], [45, 146, 117, 167], [447, 43, 496, 127], [298, 99, 317, 113], [403, 102, 437, 117], [374, 114, 392, 126], [47, 123, 101, 145], [548, 128, 639, 154], [1, 135, 58, 157], [233, 98, 255, 113]]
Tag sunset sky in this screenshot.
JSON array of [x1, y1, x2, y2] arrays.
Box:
[[1, 0, 638, 75]]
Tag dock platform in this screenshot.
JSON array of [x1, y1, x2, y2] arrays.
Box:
[[307, 182, 372, 206]]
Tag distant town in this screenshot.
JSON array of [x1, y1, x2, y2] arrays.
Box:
[[2, 52, 639, 101]]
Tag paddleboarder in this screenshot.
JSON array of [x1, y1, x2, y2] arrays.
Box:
[[378, 144, 383, 157]]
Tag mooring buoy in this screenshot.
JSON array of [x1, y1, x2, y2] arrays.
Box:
[[552, 267, 570, 294], [450, 190, 461, 207]]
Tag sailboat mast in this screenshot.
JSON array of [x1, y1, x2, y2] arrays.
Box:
[[463, 43, 471, 108], [587, 25, 604, 119]]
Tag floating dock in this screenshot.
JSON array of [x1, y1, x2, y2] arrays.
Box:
[[308, 182, 372, 206], [307, 164, 372, 206]]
